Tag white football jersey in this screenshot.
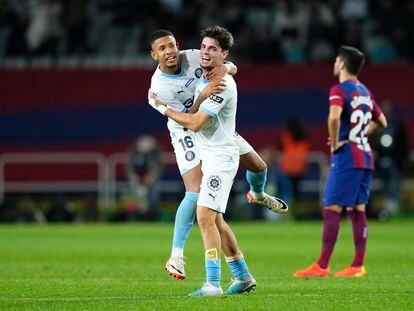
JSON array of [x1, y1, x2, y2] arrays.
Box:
[[150, 49, 203, 133], [194, 75, 239, 158]]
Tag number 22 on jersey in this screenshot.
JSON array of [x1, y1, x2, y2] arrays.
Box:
[[349, 109, 372, 152]]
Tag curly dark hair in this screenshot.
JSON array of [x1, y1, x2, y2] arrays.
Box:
[[200, 26, 234, 51]]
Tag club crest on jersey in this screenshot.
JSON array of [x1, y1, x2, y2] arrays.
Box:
[[207, 175, 222, 191], [195, 68, 203, 78], [209, 94, 224, 104], [185, 151, 195, 161]]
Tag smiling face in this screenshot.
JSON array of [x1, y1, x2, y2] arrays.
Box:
[[200, 37, 228, 71], [151, 35, 180, 74]]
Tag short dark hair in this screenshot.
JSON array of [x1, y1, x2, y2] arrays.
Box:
[[337, 45, 365, 75], [200, 26, 234, 51], [149, 29, 174, 47]]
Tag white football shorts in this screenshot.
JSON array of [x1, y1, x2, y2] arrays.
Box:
[[234, 131, 253, 155], [170, 130, 252, 175], [197, 153, 239, 213], [170, 130, 200, 175]]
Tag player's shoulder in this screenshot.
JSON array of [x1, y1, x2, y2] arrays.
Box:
[[180, 49, 200, 57], [180, 49, 200, 63]]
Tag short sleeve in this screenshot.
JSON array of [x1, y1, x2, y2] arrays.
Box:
[[372, 102, 382, 119], [199, 93, 226, 117], [329, 85, 345, 107], [180, 49, 200, 67]]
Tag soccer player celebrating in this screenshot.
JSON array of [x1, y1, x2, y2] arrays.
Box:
[[294, 46, 387, 278], [150, 26, 256, 296], [148, 30, 287, 280]]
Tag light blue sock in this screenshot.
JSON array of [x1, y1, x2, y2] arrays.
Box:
[[172, 192, 198, 249], [246, 169, 267, 193], [226, 257, 250, 281], [206, 259, 221, 287]]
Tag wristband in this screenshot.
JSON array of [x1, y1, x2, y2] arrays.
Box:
[[158, 105, 167, 115]]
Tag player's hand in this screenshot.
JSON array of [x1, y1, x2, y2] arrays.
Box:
[[205, 64, 228, 81], [200, 79, 226, 99], [330, 139, 349, 153], [148, 89, 169, 115]]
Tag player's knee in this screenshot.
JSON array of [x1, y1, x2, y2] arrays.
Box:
[[196, 209, 215, 229]]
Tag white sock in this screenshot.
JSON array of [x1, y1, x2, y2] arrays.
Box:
[[171, 247, 184, 258], [251, 191, 264, 200]]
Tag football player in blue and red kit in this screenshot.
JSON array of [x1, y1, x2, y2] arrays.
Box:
[[295, 46, 387, 277]]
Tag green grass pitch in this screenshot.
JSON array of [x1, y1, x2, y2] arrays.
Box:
[[0, 220, 413, 310]]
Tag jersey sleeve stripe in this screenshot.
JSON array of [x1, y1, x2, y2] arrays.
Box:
[[199, 106, 216, 117], [329, 95, 342, 100]]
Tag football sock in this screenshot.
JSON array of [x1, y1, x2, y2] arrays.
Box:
[[205, 248, 221, 288], [171, 192, 198, 253], [226, 252, 250, 281], [246, 169, 267, 199], [348, 210, 368, 267], [317, 209, 341, 269]]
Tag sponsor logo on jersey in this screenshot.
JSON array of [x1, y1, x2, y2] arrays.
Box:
[[209, 94, 224, 104], [185, 78, 195, 87], [207, 175, 222, 191], [185, 151, 195, 161], [195, 68, 203, 78]]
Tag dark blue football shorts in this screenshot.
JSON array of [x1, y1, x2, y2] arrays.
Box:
[[323, 168, 373, 208]]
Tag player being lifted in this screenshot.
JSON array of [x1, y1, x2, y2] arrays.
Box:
[[151, 25, 256, 296], [148, 29, 288, 281], [294, 46, 387, 278]]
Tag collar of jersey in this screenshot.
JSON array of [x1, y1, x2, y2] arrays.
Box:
[[201, 75, 208, 83], [159, 67, 184, 79]]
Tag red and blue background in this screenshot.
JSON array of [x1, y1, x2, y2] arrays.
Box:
[[1, 65, 413, 155]]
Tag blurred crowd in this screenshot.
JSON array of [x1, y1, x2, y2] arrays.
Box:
[[0, 0, 413, 64]]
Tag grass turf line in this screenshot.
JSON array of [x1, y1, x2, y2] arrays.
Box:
[[0, 220, 413, 310]]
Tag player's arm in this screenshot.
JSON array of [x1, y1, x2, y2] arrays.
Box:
[[205, 62, 237, 81], [165, 109, 211, 132], [189, 79, 226, 114], [366, 112, 387, 136], [148, 90, 211, 131], [328, 105, 347, 153]]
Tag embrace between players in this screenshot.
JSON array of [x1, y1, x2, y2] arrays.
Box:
[[147, 26, 387, 296]]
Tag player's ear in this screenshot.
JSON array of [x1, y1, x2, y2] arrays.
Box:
[[150, 48, 158, 61], [176, 42, 180, 50], [222, 50, 229, 60]]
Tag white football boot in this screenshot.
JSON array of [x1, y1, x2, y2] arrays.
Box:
[[247, 192, 289, 214], [165, 256, 185, 280]]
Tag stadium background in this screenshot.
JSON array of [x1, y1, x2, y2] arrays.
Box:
[[1, 0, 414, 221], [1, 1, 414, 309]]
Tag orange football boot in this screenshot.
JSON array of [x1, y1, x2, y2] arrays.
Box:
[[294, 263, 330, 277], [334, 265, 366, 277]]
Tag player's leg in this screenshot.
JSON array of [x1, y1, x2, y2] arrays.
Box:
[[166, 132, 201, 280], [189, 156, 238, 296], [294, 167, 362, 277], [215, 214, 256, 294], [188, 205, 223, 297], [236, 134, 288, 213], [335, 170, 371, 277]]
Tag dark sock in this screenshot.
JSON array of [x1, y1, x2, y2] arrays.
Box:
[[317, 209, 341, 269], [348, 210, 368, 267]]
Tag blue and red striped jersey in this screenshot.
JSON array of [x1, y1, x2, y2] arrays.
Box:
[[329, 79, 382, 170]]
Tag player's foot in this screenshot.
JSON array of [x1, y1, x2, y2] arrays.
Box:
[[225, 274, 256, 295], [334, 265, 366, 277], [247, 192, 288, 214], [165, 256, 185, 280], [294, 263, 330, 278], [188, 283, 223, 297]]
